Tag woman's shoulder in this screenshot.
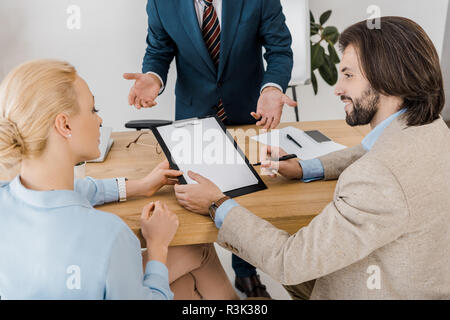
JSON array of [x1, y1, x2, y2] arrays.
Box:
[[78, 208, 141, 254], [88, 208, 129, 229], [80, 207, 137, 240], [74, 205, 126, 227]]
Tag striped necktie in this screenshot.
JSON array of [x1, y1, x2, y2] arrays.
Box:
[[202, 0, 227, 122]]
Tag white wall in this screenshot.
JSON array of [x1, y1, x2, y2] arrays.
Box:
[[0, 0, 448, 131], [0, 0, 168, 132]]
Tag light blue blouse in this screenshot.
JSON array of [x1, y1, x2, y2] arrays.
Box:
[[0, 175, 173, 300]]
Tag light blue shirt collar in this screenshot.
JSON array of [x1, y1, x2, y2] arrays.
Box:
[[9, 175, 92, 209], [361, 109, 406, 151]]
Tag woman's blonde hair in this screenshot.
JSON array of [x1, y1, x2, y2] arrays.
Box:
[[0, 59, 79, 170]]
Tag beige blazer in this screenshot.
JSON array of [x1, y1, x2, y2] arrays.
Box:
[[217, 117, 450, 299], [319, 143, 366, 180]]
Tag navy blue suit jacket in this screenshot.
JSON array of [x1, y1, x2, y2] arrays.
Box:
[[142, 0, 293, 125]]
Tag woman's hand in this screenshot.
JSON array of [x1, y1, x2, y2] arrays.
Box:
[[126, 160, 183, 198], [141, 160, 183, 197], [140, 201, 179, 264], [261, 146, 303, 180], [174, 171, 225, 215]]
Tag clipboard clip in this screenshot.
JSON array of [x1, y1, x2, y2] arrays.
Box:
[[173, 117, 201, 128]]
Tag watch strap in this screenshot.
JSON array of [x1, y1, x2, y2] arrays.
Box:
[[210, 196, 231, 221], [215, 196, 231, 208], [116, 177, 127, 202]]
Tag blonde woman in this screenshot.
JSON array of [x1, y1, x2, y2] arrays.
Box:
[[0, 60, 238, 300]]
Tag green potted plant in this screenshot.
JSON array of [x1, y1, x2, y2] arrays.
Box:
[[310, 10, 341, 95]]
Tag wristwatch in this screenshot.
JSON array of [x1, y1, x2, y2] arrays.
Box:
[[209, 196, 231, 221], [116, 177, 128, 202]]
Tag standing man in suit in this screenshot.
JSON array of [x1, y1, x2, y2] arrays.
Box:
[[173, 17, 450, 299], [124, 0, 296, 297]]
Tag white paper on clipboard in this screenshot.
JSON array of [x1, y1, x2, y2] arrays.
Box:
[[153, 117, 266, 197]]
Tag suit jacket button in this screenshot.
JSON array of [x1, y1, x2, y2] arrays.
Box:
[[217, 81, 222, 88]]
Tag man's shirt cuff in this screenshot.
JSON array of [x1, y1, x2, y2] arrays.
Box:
[[261, 83, 283, 94], [299, 158, 325, 182], [146, 71, 165, 94], [214, 199, 240, 229]]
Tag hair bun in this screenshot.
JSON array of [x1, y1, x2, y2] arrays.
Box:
[[0, 118, 25, 169]]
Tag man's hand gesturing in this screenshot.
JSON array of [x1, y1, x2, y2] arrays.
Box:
[[123, 73, 162, 109], [251, 86, 297, 129]]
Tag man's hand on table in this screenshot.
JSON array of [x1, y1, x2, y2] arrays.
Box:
[[123, 72, 162, 109], [251, 86, 297, 130], [174, 171, 225, 215], [261, 146, 303, 180]]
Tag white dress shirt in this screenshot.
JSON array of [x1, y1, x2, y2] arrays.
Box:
[[194, 0, 222, 27]]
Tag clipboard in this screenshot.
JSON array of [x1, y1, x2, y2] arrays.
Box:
[[151, 115, 267, 198]]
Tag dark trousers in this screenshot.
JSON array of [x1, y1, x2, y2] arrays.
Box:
[[232, 254, 257, 278]]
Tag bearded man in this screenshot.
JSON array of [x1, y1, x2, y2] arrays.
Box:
[[173, 16, 450, 299]]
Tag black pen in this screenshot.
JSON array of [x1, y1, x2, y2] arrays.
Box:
[[253, 154, 297, 166], [287, 134, 302, 148]]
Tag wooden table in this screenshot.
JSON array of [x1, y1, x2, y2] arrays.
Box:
[[0, 120, 368, 246], [88, 120, 368, 247]]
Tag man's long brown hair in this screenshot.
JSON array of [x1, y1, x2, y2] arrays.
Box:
[[339, 16, 445, 126]]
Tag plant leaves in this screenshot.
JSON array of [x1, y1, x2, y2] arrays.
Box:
[[328, 43, 340, 64], [318, 65, 332, 86], [311, 71, 318, 95], [311, 43, 325, 71], [310, 23, 319, 36], [309, 10, 315, 23], [328, 55, 338, 84], [319, 10, 332, 25], [318, 54, 338, 86], [322, 26, 339, 44], [309, 10, 340, 93]]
